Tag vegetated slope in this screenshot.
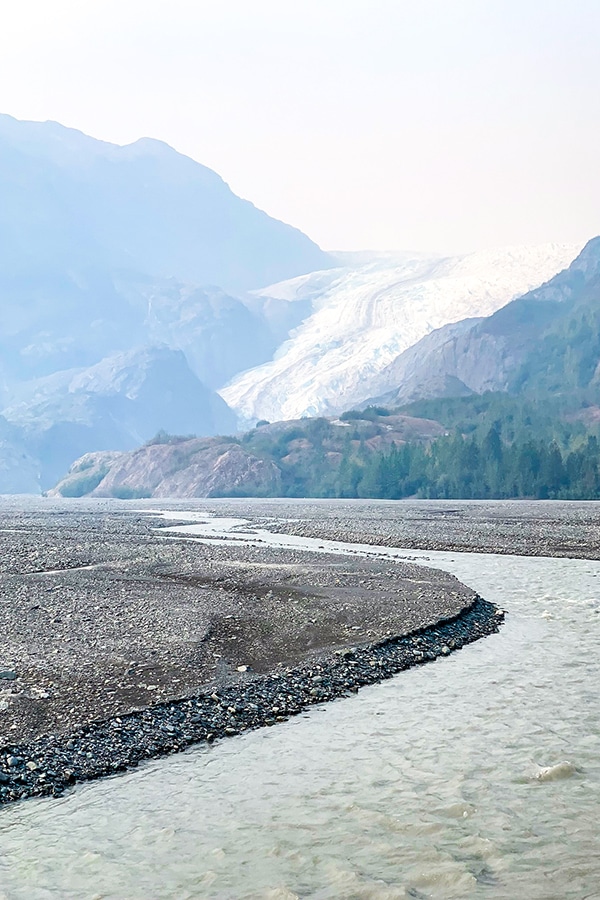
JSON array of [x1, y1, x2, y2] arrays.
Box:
[[219, 243, 583, 424], [50, 410, 446, 499], [0, 113, 330, 294], [370, 391, 600, 500], [51, 391, 600, 502], [370, 236, 600, 408]]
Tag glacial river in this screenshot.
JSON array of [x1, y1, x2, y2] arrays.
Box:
[[0, 515, 599, 899]]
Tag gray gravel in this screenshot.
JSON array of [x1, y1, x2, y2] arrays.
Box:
[[0, 498, 480, 747], [189, 497, 600, 559], [0, 497, 515, 804], [0, 597, 501, 805]]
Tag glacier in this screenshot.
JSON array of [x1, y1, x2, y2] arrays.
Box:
[[220, 243, 585, 424]]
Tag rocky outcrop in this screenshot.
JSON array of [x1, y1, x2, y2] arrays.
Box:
[[369, 237, 600, 407], [50, 411, 445, 499], [50, 439, 282, 499], [152, 444, 282, 498]]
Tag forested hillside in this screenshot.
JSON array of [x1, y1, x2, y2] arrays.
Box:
[[52, 398, 600, 500]]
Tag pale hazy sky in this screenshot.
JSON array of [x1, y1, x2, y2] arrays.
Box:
[[1, 0, 599, 253]]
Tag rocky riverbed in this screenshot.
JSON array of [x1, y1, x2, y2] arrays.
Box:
[[193, 497, 600, 559], [0, 498, 504, 804]]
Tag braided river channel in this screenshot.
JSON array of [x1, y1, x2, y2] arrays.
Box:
[[1, 511, 600, 899]]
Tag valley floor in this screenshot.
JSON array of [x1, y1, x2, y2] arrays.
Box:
[[0, 498, 500, 803], [204, 497, 600, 559], [3, 496, 596, 802]]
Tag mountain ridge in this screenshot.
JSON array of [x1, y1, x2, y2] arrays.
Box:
[[1, 112, 598, 495], [0, 112, 332, 292]]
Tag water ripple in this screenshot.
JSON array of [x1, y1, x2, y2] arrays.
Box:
[[0, 550, 599, 899]]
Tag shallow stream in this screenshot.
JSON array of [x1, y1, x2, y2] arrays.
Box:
[[0, 512, 599, 899]]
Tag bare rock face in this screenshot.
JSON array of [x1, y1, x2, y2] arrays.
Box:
[[368, 236, 600, 407], [150, 442, 282, 498], [50, 438, 282, 499]]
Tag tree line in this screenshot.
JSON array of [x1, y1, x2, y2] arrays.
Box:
[[334, 429, 600, 500]]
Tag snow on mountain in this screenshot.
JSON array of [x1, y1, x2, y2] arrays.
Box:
[[219, 243, 584, 424]]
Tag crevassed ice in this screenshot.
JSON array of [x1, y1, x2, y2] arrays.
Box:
[[219, 242, 584, 424]]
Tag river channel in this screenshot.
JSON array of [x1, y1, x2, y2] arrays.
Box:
[[0, 511, 599, 899]]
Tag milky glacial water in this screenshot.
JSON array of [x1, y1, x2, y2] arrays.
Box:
[[0, 520, 599, 899]]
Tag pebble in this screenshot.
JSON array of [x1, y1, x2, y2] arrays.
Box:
[[0, 598, 503, 807]]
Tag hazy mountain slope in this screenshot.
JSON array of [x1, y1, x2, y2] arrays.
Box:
[[0, 266, 145, 381], [115, 277, 288, 390], [0, 114, 331, 292], [0, 262, 297, 389], [362, 318, 484, 408], [220, 243, 582, 423], [2, 346, 236, 489], [0, 114, 328, 387], [368, 236, 600, 408], [0, 415, 39, 494], [0, 113, 335, 490]]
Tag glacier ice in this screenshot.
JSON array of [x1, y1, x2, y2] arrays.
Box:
[[219, 243, 584, 424]]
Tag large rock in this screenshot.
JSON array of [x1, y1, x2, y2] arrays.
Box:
[[51, 438, 282, 499]]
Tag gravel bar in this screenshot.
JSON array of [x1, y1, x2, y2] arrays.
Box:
[[0, 497, 507, 804], [192, 497, 600, 559], [0, 597, 502, 805]]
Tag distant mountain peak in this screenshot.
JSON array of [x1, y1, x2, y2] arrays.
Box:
[[0, 112, 331, 291]]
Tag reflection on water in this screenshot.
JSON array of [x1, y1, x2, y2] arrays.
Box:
[[0, 536, 599, 899]]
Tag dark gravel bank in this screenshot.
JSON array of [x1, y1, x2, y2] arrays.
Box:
[[0, 596, 503, 805]]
